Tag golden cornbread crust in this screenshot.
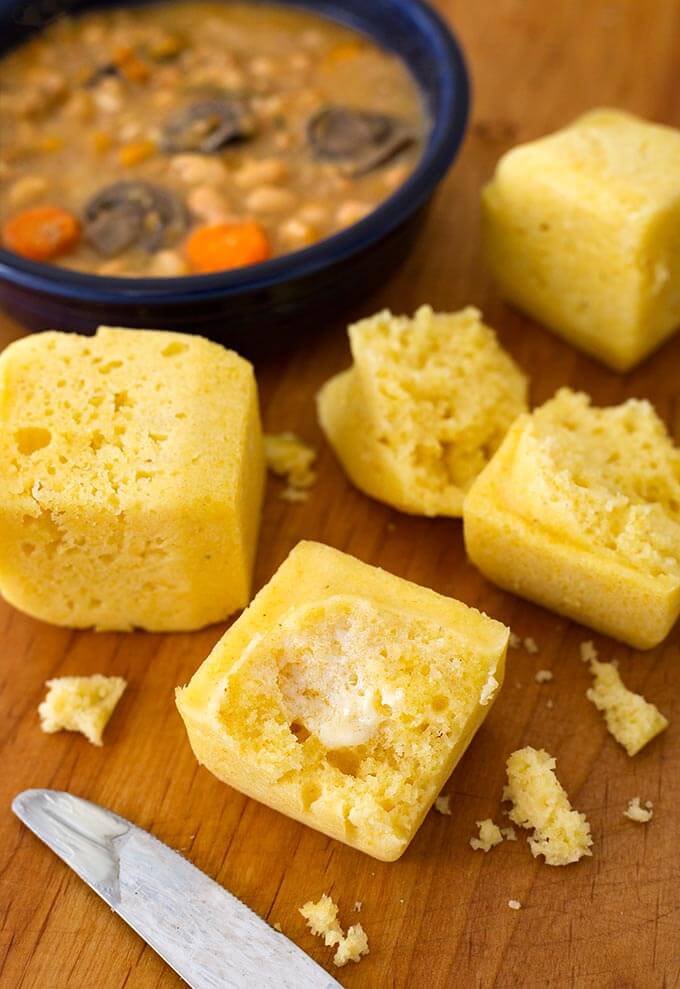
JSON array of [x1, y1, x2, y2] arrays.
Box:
[[176, 541, 509, 861], [0, 327, 265, 631], [463, 388, 680, 648], [483, 109, 680, 371], [317, 306, 528, 517]]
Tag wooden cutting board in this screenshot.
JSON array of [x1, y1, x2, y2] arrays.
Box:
[[1, 1, 679, 986]]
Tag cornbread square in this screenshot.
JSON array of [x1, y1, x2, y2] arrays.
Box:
[[504, 747, 592, 866], [0, 327, 264, 631], [176, 540, 509, 861], [317, 306, 528, 517], [463, 389, 680, 648], [39, 675, 126, 746], [482, 109, 680, 370]]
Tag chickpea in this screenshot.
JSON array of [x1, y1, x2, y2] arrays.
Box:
[[171, 154, 228, 186], [250, 55, 276, 78], [336, 200, 373, 228], [187, 186, 231, 221], [278, 218, 317, 248], [245, 186, 297, 213], [233, 158, 288, 189], [148, 250, 188, 277], [8, 175, 48, 208], [298, 203, 328, 226]]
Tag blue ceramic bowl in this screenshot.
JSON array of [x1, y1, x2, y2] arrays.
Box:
[[0, 0, 469, 354]]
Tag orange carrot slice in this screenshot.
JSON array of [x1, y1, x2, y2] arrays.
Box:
[[185, 221, 272, 273], [3, 206, 80, 261]]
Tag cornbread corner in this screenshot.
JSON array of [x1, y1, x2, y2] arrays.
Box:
[[0, 327, 265, 631], [176, 540, 509, 861], [504, 746, 593, 866], [317, 305, 528, 517], [39, 674, 126, 746], [482, 108, 680, 371], [463, 388, 680, 649]]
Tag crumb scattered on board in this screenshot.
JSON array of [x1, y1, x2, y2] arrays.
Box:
[[435, 794, 452, 816], [624, 797, 654, 823], [586, 657, 668, 756], [299, 894, 369, 967], [354, 901, 363, 913], [509, 632, 539, 654], [264, 432, 317, 502], [580, 640, 599, 664], [508, 899, 522, 910], [38, 675, 127, 746], [273, 922, 283, 932], [534, 669, 554, 683], [470, 819, 504, 852]]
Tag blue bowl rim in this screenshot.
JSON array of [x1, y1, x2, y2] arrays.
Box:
[[0, 0, 470, 306]]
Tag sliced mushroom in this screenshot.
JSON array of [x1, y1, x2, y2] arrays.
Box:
[[161, 98, 256, 154], [307, 105, 415, 176], [83, 181, 188, 257]]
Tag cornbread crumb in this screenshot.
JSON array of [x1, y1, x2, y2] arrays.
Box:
[[38, 675, 126, 746], [264, 432, 317, 497], [273, 922, 283, 932], [470, 818, 504, 852], [300, 895, 369, 967], [479, 672, 500, 706], [546, 699, 554, 709], [501, 827, 517, 841], [624, 797, 653, 823], [524, 637, 539, 654], [435, 794, 452, 816], [317, 306, 528, 517], [580, 641, 598, 664], [508, 899, 522, 910], [534, 669, 554, 683], [509, 632, 521, 649], [354, 901, 363, 913], [504, 747, 593, 865], [586, 660, 668, 756]]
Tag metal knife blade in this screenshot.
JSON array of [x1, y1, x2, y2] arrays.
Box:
[[12, 789, 342, 989]]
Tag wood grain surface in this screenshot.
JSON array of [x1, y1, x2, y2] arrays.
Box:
[[1, 1, 679, 987]]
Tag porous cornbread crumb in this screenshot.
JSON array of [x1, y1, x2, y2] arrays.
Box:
[[508, 899, 521, 910], [534, 670, 553, 683], [0, 328, 264, 631], [300, 895, 369, 967], [176, 541, 509, 861], [317, 306, 528, 517], [482, 108, 680, 370], [624, 797, 654, 823], [264, 432, 317, 501], [587, 660, 668, 756], [504, 747, 593, 866], [463, 388, 680, 648], [434, 795, 452, 815], [470, 819, 504, 852], [39, 675, 126, 745]]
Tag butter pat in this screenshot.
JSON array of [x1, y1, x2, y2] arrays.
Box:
[[587, 659, 668, 756], [39, 675, 126, 745], [0, 327, 264, 631], [482, 109, 680, 370], [504, 747, 593, 866], [463, 388, 680, 648], [317, 306, 527, 517], [176, 540, 508, 861]]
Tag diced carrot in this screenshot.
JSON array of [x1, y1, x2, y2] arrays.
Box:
[[2, 206, 80, 261], [185, 221, 272, 273], [119, 139, 156, 166], [114, 46, 151, 83]]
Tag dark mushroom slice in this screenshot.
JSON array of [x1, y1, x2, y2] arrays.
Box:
[[161, 98, 257, 154], [307, 105, 415, 176], [83, 181, 189, 257]]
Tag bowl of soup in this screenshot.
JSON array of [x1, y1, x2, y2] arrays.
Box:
[[0, 0, 469, 353]]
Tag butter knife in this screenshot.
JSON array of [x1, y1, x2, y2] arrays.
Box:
[[12, 789, 342, 989]]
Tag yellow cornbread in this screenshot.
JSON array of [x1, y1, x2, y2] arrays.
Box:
[[317, 306, 528, 517], [176, 540, 509, 861], [504, 747, 593, 866], [587, 659, 668, 756], [39, 675, 126, 746], [482, 109, 680, 371], [0, 327, 264, 631], [463, 388, 680, 649]]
